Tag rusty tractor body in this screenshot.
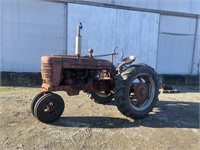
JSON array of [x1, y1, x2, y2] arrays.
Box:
[[31, 24, 159, 123], [41, 55, 115, 96]]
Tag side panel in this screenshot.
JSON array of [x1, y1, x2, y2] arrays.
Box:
[[63, 58, 98, 69], [159, 15, 196, 35], [157, 34, 195, 74], [67, 4, 159, 69], [157, 15, 196, 74], [1, 0, 67, 72]]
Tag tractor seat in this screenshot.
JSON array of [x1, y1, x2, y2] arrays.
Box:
[[122, 56, 136, 64]]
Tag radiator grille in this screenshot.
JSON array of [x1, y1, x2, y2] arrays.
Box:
[[41, 63, 52, 84]]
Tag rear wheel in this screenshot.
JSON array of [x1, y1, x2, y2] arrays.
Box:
[[34, 93, 65, 123], [91, 91, 113, 104], [115, 64, 159, 119]]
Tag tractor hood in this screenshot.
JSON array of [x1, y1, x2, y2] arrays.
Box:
[[41, 55, 112, 70]]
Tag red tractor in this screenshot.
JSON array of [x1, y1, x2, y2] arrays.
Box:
[[31, 23, 159, 123]]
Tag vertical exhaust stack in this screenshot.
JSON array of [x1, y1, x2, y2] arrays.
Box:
[[75, 22, 83, 57]]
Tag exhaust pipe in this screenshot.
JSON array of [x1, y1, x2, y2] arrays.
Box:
[[75, 22, 83, 57]]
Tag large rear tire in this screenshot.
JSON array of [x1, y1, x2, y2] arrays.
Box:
[[115, 64, 159, 119]]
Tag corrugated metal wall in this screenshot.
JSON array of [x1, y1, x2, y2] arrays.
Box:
[[0, 0, 199, 75], [0, 0, 67, 72], [67, 4, 159, 68]]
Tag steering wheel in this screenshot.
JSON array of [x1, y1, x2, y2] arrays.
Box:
[[112, 46, 124, 67]]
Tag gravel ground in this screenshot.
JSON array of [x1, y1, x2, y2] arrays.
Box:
[[0, 85, 199, 150]]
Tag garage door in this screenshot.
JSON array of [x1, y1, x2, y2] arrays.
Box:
[[157, 15, 196, 75], [67, 4, 159, 68]]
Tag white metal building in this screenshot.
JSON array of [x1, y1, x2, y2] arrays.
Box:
[[0, 0, 199, 76]]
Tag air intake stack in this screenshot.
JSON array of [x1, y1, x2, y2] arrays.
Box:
[[75, 22, 83, 57]]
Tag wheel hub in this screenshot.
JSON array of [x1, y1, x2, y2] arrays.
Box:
[[44, 102, 56, 114], [134, 83, 149, 104]]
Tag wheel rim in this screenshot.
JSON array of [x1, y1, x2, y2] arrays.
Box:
[[44, 102, 56, 114], [129, 73, 155, 111]]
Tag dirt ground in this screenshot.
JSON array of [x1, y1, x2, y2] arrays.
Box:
[[0, 85, 199, 150]]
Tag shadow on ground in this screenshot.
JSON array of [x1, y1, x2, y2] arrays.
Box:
[[51, 100, 199, 129]]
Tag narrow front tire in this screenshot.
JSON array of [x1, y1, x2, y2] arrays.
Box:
[[34, 93, 65, 123]]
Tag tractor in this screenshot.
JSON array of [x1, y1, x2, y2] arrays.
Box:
[[31, 23, 159, 123]]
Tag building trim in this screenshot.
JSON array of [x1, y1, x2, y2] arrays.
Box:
[[191, 17, 199, 74], [65, 3, 68, 55], [0, 0, 3, 73], [51, 0, 200, 18], [155, 14, 161, 71]]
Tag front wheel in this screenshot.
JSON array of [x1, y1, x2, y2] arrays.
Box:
[[30, 92, 51, 116], [115, 64, 159, 119], [34, 93, 65, 123]]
